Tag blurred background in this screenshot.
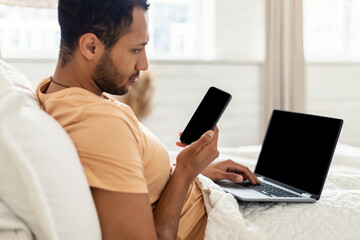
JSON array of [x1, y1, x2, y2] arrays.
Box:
[[0, 0, 359, 150]]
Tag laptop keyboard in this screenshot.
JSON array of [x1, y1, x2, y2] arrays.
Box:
[[241, 181, 299, 198]]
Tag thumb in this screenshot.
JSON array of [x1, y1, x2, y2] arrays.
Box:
[[191, 130, 214, 152], [222, 173, 243, 183]]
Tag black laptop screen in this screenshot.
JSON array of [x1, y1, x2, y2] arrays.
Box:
[[255, 110, 343, 197]]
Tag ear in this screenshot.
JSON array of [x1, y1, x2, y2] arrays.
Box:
[[78, 33, 104, 61]]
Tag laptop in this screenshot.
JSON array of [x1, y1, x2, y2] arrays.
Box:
[[217, 110, 343, 202]]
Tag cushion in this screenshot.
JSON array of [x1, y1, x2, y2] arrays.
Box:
[[0, 59, 101, 240]]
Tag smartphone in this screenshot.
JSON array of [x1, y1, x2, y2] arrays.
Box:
[[180, 86, 232, 145]]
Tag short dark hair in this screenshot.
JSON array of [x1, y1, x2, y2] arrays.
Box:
[[58, 0, 150, 66]]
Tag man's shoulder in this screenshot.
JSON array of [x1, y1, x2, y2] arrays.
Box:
[[83, 96, 135, 118], [79, 99, 144, 145], [80, 96, 139, 128]]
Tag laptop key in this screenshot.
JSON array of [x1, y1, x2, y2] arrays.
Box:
[[241, 181, 299, 198]]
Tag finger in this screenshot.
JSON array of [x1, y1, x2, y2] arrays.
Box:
[[176, 141, 187, 148], [239, 168, 260, 184], [239, 173, 260, 184], [190, 130, 214, 153], [203, 126, 219, 152], [178, 132, 183, 137], [233, 167, 256, 184], [252, 174, 261, 184], [211, 126, 219, 145], [224, 160, 260, 184], [221, 172, 244, 183], [256, 176, 261, 184], [241, 168, 259, 184]]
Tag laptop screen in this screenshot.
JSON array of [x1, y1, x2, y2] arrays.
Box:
[[255, 110, 343, 198]]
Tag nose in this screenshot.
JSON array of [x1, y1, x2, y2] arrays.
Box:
[[136, 49, 149, 71]]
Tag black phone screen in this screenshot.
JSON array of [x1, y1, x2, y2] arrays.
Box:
[[180, 87, 232, 145]]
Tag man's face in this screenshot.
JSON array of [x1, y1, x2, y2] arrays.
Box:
[[93, 7, 149, 95]]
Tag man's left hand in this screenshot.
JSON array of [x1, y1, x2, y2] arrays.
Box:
[[201, 160, 261, 184]]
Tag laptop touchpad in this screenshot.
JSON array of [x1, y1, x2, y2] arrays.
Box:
[[217, 180, 268, 199]]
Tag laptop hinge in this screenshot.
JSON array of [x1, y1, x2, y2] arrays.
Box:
[[301, 192, 312, 198]]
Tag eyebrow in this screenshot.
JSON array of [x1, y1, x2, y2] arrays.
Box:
[[136, 42, 148, 47]]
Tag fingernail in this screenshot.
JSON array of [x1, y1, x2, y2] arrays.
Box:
[[206, 131, 214, 139], [236, 176, 242, 182]]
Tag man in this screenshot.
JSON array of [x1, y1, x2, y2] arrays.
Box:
[[36, 0, 260, 239]]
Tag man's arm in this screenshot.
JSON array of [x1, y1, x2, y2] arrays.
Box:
[[91, 189, 158, 240], [91, 128, 219, 240]]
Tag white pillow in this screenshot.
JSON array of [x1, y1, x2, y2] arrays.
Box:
[[0, 60, 38, 108], [0, 201, 33, 240], [0, 60, 101, 240]]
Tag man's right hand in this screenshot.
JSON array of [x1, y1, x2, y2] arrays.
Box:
[[174, 127, 220, 182]]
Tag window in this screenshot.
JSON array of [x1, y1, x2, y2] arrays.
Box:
[[0, 1, 264, 61], [0, 5, 59, 58], [0, 1, 214, 60], [148, 0, 265, 61], [303, 0, 360, 62], [147, 0, 215, 60]]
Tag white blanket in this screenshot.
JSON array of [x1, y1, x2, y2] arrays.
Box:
[[195, 144, 360, 240]]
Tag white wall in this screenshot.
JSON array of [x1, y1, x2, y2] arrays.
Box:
[[306, 63, 360, 147], [145, 61, 263, 150]]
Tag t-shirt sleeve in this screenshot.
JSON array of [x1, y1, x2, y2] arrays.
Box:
[[72, 104, 148, 193]]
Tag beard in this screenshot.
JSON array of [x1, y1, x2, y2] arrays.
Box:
[[93, 50, 138, 95]]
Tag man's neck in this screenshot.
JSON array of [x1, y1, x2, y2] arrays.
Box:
[[47, 57, 102, 96]]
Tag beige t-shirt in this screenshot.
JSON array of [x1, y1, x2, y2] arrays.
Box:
[[36, 78, 206, 240]]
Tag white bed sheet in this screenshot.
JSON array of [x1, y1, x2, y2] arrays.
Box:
[[192, 143, 360, 240]]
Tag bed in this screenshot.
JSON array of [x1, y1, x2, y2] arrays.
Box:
[[186, 144, 360, 240]]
